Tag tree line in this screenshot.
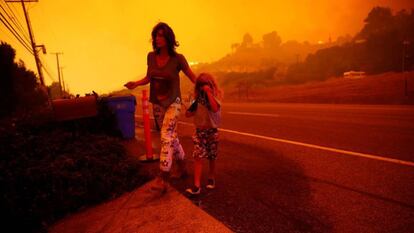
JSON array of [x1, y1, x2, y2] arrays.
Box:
[[287, 7, 414, 83], [195, 7, 414, 90], [0, 42, 48, 118]]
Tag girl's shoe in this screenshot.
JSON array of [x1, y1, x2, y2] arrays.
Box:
[[206, 179, 215, 189], [185, 186, 201, 195]]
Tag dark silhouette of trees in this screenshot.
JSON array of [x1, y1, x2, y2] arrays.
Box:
[[262, 31, 282, 49], [286, 7, 414, 84], [47, 82, 71, 99], [218, 67, 278, 97], [48, 82, 62, 99], [241, 33, 254, 49], [0, 42, 48, 118], [198, 31, 327, 73], [0, 42, 16, 116], [357, 7, 394, 40], [194, 6, 413, 89]]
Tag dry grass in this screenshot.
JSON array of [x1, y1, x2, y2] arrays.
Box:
[[225, 72, 414, 105]]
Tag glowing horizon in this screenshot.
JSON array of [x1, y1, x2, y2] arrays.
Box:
[[1, 0, 413, 94]]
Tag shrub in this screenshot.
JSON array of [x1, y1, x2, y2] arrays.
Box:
[[0, 121, 148, 232]]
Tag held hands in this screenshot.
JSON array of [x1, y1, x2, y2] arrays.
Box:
[[185, 109, 195, 117], [186, 100, 198, 117]]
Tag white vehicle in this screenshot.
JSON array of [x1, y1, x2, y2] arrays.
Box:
[[343, 71, 366, 79]]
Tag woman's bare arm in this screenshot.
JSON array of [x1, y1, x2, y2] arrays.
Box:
[[124, 76, 150, 89], [182, 66, 196, 84]]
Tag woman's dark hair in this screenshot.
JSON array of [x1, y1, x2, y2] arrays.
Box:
[[151, 22, 179, 56]]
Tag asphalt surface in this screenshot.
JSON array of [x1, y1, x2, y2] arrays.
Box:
[[139, 102, 414, 233]]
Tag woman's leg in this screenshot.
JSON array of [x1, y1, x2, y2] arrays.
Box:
[[172, 136, 187, 178], [172, 138, 185, 160], [152, 104, 165, 132], [159, 101, 181, 172], [151, 102, 180, 192]]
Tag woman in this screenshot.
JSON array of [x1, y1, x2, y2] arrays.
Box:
[[124, 22, 196, 192]]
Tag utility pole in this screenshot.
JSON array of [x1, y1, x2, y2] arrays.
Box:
[[60, 66, 65, 93], [402, 40, 410, 96], [51, 52, 63, 96], [5, 0, 46, 86]]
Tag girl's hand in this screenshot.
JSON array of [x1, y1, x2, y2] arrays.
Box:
[[201, 85, 212, 93]]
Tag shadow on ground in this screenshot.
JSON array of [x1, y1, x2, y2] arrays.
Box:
[[170, 136, 333, 233]]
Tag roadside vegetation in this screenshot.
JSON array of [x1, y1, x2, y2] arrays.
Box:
[[0, 42, 148, 233]]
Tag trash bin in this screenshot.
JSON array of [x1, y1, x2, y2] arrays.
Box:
[[105, 95, 136, 139]]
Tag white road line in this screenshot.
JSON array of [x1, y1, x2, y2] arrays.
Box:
[[178, 121, 414, 167], [227, 111, 280, 118]]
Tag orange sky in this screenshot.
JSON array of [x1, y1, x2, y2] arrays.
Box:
[[1, 0, 413, 94]]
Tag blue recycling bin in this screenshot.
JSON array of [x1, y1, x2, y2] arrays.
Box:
[[106, 95, 136, 139]]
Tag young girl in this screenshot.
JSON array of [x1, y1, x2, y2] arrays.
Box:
[[185, 73, 222, 195]]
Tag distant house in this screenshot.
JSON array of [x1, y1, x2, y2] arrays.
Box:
[[344, 71, 366, 79]]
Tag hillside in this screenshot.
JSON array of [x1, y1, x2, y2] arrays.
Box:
[[224, 72, 414, 105]]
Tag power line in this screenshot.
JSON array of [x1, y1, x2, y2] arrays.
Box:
[[0, 3, 30, 45], [0, 25, 33, 57], [0, 5, 32, 49], [5, 0, 45, 86], [39, 56, 56, 80], [0, 10, 33, 54], [39, 56, 56, 83], [0, 2, 33, 58], [42, 66, 56, 83], [1, 1, 28, 36], [0, 8, 31, 48], [2, 1, 30, 42]]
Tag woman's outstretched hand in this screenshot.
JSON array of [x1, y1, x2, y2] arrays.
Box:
[[124, 81, 137, 89]]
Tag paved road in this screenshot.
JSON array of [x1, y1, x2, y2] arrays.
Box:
[[180, 103, 414, 162], [138, 103, 414, 232]]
